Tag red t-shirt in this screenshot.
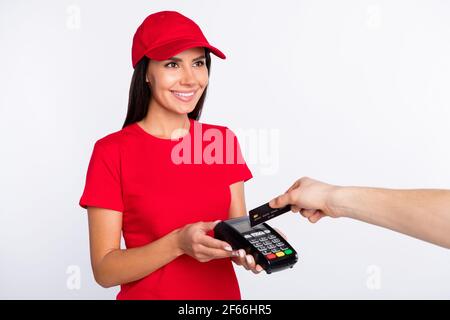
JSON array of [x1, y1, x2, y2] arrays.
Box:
[[79, 118, 253, 300]]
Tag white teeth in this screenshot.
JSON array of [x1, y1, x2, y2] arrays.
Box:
[[172, 91, 194, 97]]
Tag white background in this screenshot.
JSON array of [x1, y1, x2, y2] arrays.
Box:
[[1, 0, 449, 299]]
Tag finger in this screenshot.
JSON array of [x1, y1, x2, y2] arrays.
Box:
[[231, 256, 243, 266], [231, 249, 247, 265], [245, 254, 256, 270], [236, 249, 249, 269], [197, 244, 234, 260], [300, 209, 316, 219], [231, 250, 247, 265], [269, 192, 291, 209], [291, 205, 300, 213], [245, 254, 262, 274], [252, 264, 263, 274], [309, 212, 326, 223]]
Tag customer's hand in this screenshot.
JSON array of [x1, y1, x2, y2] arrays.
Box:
[[269, 177, 340, 223]]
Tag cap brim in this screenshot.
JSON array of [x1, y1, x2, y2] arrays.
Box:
[[145, 39, 226, 61]]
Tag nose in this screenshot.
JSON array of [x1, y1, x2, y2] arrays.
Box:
[[179, 66, 197, 86]]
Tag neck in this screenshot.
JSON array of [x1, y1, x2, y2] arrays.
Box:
[[139, 102, 190, 139]]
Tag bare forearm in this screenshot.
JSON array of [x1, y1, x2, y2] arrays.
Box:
[[94, 229, 183, 288], [331, 187, 450, 248]]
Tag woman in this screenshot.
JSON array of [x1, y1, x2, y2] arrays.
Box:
[[79, 11, 262, 300]]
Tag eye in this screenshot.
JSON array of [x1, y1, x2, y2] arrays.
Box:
[[165, 62, 178, 68], [194, 60, 205, 67]]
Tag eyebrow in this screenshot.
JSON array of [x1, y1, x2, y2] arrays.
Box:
[[166, 55, 206, 62]]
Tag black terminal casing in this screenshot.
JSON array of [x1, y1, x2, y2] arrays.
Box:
[[214, 216, 298, 274]]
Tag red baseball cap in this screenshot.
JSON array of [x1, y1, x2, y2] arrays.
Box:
[[131, 11, 226, 68]]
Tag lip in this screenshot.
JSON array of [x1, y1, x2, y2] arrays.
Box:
[[171, 90, 197, 103]]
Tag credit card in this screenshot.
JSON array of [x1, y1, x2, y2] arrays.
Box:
[[249, 203, 292, 227]]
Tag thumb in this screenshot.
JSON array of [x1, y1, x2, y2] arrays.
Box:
[[269, 192, 292, 209]]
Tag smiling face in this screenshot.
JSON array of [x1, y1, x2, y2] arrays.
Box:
[[145, 47, 209, 116]]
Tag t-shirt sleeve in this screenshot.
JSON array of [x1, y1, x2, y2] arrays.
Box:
[[224, 127, 253, 185], [79, 140, 124, 212]]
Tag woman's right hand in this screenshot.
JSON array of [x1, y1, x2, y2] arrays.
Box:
[[176, 220, 238, 263]]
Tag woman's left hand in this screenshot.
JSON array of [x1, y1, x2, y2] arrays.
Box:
[[231, 249, 263, 274]]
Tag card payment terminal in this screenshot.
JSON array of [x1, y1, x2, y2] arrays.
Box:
[[214, 216, 298, 274]]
